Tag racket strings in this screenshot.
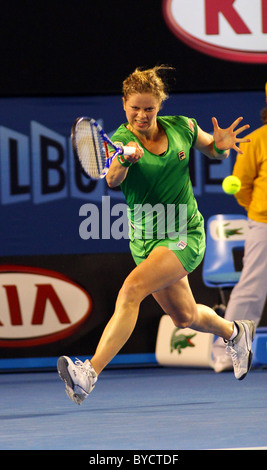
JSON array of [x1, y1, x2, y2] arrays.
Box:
[[76, 121, 106, 179]]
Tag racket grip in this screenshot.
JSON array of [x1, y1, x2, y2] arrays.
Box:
[[123, 146, 136, 156]]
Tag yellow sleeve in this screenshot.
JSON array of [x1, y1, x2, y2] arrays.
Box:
[[232, 136, 259, 211]]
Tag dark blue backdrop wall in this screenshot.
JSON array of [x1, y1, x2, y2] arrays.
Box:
[[0, 91, 265, 258]]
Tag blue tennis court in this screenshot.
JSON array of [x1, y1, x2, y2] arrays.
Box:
[[0, 365, 266, 451]]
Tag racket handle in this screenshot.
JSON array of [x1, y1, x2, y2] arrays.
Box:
[[123, 146, 136, 156]]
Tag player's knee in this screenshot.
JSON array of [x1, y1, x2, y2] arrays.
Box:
[[171, 309, 196, 329], [172, 318, 193, 329], [119, 277, 144, 305]]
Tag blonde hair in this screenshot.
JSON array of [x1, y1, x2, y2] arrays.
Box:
[[122, 65, 174, 104]]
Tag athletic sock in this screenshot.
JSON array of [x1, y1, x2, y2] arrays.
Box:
[[229, 322, 238, 341]]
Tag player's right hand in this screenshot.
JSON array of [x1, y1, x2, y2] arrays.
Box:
[[125, 141, 144, 164]]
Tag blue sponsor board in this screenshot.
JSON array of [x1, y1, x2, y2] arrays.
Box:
[[0, 91, 263, 258]]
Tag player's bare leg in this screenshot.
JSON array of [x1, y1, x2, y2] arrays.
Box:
[[85, 248, 234, 375], [90, 247, 190, 375], [57, 247, 255, 404], [153, 277, 255, 380], [57, 247, 186, 404], [152, 276, 234, 337]]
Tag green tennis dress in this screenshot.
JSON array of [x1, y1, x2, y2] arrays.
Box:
[[111, 115, 206, 273]]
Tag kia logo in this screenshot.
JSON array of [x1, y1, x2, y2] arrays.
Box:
[[0, 265, 93, 347], [163, 0, 267, 63]]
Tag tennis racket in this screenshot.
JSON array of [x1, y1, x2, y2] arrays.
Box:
[[71, 116, 136, 179]]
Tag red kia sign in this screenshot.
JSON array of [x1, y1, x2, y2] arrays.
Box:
[[0, 265, 93, 347], [163, 0, 267, 63]]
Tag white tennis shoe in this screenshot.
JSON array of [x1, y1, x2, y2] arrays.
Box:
[[225, 320, 256, 380], [57, 356, 97, 405]]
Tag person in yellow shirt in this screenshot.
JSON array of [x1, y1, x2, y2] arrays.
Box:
[[212, 84, 267, 372]]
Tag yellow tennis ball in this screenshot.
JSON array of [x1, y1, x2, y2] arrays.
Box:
[[222, 175, 241, 194]]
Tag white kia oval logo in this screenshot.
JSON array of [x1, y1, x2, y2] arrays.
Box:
[[0, 265, 93, 347], [163, 0, 267, 63]]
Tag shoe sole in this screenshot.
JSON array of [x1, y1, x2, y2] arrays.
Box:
[[57, 356, 74, 389], [238, 321, 256, 381], [57, 356, 86, 404]]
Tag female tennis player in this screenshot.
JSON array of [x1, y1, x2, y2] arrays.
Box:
[[57, 65, 255, 405]]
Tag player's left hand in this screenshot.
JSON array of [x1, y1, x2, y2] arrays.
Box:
[[212, 117, 250, 154]]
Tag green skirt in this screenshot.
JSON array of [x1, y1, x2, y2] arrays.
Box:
[[129, 210, 206, 273]]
